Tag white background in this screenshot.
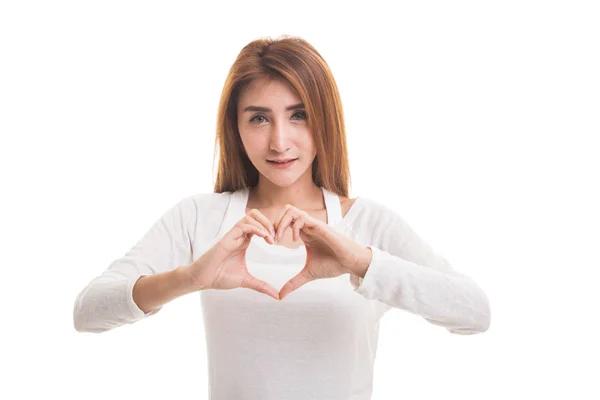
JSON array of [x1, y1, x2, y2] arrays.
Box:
[[1, 1, 598, 399]]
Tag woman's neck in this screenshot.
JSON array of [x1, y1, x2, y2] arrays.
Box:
[[247, 179, 324, 211]]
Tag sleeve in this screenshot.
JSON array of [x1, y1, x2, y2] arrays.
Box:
[[352, 204, 491, 335], [73, 196, 198, 333]]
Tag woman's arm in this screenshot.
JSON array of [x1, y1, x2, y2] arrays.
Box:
[[131, 266, 199, 314], [352, 201, 491, 335], [73, 195, 201, 333]]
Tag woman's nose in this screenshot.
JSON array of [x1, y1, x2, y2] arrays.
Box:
[[269, 122, 291, 152]]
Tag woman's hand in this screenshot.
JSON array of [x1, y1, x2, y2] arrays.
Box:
[[185, 209, 280, 300], [274, 204, 373, 300]]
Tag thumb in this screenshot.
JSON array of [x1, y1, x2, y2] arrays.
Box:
[[278, 268, 315, 300], [240, 273, 280, 300]]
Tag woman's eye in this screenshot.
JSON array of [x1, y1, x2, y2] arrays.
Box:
[[292, 111, 307, 120], [249, 111, 305, 124], [250, 115, 267, 124]]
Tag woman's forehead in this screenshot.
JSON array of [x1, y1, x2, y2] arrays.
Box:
[[238, 77, 301, 107]]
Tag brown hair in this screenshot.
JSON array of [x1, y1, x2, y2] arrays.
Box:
[[212, 35, 351, 198]]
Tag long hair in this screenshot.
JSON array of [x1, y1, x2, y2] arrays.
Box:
[[212, 35, 351, 198]]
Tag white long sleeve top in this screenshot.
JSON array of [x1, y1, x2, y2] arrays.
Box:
[[73, 186, 491, 400]]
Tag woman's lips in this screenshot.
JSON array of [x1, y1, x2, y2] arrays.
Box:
[[267, 158, 297, 168]]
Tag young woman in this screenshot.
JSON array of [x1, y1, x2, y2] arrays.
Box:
[[74, 36, 491, 400]]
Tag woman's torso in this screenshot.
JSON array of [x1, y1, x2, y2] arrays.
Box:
[[196, 186, 385, 400]]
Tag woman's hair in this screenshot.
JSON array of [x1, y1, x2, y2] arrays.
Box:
[[212, 35, 351, 198]]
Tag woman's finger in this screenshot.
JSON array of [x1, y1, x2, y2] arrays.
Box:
[[246, 209, 276, 237], [274, 206, 293, 240], [241, 273, 280, 300], [236, 222, 269, 241], [293, 215, 305, 242], [275, 209, 296, 243], [242, 215, 275, 244], [279, 268, 315, 300]]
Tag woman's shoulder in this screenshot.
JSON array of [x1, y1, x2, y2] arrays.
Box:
[[338, 194, 403, 228], [162, 191, 233, 222], [184, 191, 234, 213], [339, 196, 358, 218], [341, 193, 385, 213], [187, 190, 232, 203]]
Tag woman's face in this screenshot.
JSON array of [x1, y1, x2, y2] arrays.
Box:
[[237, 76, 316, 188]]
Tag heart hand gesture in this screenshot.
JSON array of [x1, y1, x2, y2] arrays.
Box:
[[273, 204, 372, 300], [185, 204, 372, 301], [185, 209, 280, 300]]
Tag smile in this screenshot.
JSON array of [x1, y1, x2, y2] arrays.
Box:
[[267, 159, 297, 168]]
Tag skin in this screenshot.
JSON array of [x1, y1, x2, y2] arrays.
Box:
[[237, 76, 356, 248], [235, 76, 372, 300], [132, 78, 369, 311]]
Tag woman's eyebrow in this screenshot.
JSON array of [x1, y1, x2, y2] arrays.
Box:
[[242, 103, 305, 112]]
